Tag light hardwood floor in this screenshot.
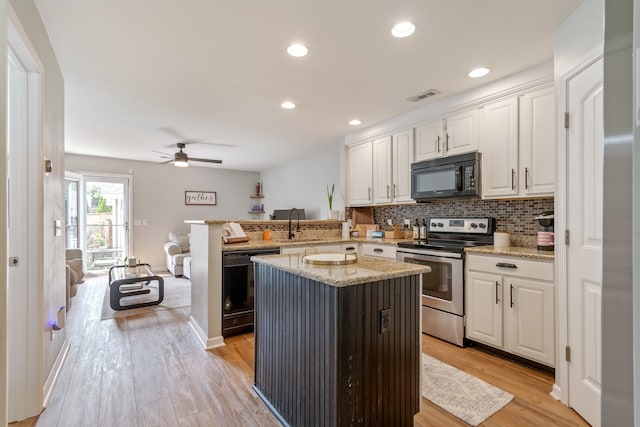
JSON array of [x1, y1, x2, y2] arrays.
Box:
[[10, 274, 588, 427]]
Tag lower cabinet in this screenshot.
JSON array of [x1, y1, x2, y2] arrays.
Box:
[[360, 242, 397, 260], [465, 254, 555, 367]]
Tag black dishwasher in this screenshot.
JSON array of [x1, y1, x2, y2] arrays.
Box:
[[222, 248, 279, 337]]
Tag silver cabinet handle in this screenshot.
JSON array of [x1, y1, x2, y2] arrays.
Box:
[[393, 184, 397, 198], [436, 136, 441, 153], [373, 248, 383, 253], [446, 134, 450, 151], [511, 169, 516, 190], [386, 185, 390, 198], [495, 281, 500, 304], [510, 284, 514, 308], [525, 167, 529, 190], [368, 187, 371, 200], [344, 246, 356, 252]]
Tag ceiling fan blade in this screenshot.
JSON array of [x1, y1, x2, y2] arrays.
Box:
[[158, 126, 187, 141], [189, 157, 223, 164], [159, 159, 174, 165], [184, 140, 236, 148], [152, 149, 172, 156]]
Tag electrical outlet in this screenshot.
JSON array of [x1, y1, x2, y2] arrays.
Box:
[[387, 218, 393, 226], [404, 219, 411, 228]]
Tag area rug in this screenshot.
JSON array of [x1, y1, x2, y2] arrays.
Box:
[[421, 353, 514, 426], [101, 275, 191, 320]]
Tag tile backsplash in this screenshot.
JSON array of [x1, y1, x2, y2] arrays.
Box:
[[347, 197, 554, 238]]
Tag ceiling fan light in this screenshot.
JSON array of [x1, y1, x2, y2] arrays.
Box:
[[175, 159, 189, 167]]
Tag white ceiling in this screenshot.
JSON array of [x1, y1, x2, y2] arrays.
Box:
[[34, 0, 582, 172]]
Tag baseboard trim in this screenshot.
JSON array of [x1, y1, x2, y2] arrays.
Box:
[[550, 383, 562, 401], [188, 316, 225, 349], [42, 338, 70, 407]]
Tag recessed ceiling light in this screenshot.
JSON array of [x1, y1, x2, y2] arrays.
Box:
[[281, 101, 296, 109], [287, 43, 308, 57], [391, 21, 415, 38], [349, 119, 362, 126], [468, 67, 490, 78]]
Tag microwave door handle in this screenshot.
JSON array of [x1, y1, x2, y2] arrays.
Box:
[[455, 166, 462, 191]]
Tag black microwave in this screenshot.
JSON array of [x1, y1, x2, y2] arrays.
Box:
[[411, 152, 481, 201]]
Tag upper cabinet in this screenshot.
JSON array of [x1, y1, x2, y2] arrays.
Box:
[[347, 142, 373, 206], [480, 85, 556, 199], [391, 129, 414, 203], [373, 136, 393, 204], [519, 86, 555, 196], [415, 109, 478, 161]]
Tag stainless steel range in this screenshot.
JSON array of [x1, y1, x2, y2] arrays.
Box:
[[396, 217, 495, 346]]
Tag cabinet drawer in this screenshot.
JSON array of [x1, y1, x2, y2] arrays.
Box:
[[361, 243, 397, 260], [466, 254, 553, 282]]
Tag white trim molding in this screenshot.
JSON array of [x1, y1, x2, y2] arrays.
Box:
[[189, 316, 225, 349]]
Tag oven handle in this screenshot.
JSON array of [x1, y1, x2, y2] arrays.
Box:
[[396, 249, 463, 260]]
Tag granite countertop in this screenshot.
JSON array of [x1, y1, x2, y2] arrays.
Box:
[[465, 245, 555, 261], [251, 253, 430, 287], [222, 237, 411, 252]]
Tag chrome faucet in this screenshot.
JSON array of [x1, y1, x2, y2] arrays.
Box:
[[288, 208, 301, 239]]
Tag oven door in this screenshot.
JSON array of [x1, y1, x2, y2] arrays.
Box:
[[396, 250, 464, 316]]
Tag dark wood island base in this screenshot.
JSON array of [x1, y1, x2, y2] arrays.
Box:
[[252, 258, 425, 427]]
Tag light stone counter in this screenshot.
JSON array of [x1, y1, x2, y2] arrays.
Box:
[[222, 236, 411, 252], [251, 253, 430, 287], [465, 245, 555, 260]]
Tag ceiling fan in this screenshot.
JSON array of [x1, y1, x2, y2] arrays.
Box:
[[153, 142, 223, 167]]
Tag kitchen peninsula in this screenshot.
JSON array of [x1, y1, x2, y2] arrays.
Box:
[[251, 253, 429, 427]]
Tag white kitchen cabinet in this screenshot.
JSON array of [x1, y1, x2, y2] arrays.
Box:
[[480, 86, 556, 199], [361, 243, 397, 260], [347, 142, 373, 206], [372, 131, 414, 205], [479, 97, 519, 198], [373, 136, 393, 204], [519, 85, 555, 196], [465, 254, 555, 366], [415, 109, 478, 161]]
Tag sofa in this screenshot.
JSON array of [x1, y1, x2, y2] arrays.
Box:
[[164, 231, 190, 277], [65, 249, 84, 309]]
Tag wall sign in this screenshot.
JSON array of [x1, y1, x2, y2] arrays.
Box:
[[185, 191, 217, 206]]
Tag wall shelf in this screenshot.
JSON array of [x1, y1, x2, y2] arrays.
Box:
[[250, 195, 264, 199]]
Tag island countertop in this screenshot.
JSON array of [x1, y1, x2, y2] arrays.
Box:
[[251, 253, 430, 287]]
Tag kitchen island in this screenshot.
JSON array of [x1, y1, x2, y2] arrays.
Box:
[[251, 253, 430, 427]]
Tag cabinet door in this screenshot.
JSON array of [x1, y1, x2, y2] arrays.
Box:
[[372, 136, 393, 204], [519, 86, 555, 196], [445, 109, 478, 156], [479, 97, 519, 198], [465, 271, 503, 348], [347, 142, 373, 206], [505, 278, 555, 366], [392, 129, 414, 203], [415, 120, 444, 161]]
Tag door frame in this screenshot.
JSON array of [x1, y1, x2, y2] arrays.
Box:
[[6, 6, 45, 422], [554, 44, 604, 405]]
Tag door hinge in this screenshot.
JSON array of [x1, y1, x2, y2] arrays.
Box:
[[564, 112, 570, 129], [565, 229, 570, 245], [565, 345, 571, 362]]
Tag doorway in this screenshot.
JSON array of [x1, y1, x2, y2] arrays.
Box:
[[82, 175, 131, 272]]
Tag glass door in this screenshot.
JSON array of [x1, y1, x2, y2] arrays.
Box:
[[83, 175, 130, 272], [64, 176, 80, 249]]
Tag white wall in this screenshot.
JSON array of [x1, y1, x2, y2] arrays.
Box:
[[259, 142, 344, 220], [9, 0, 66, 402], [554, 0, 605, 76], [65, 154, 260, 269]]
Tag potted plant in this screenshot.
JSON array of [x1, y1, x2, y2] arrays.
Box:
[[327, 183, 339, 219]]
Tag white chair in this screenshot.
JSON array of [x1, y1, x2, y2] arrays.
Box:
[[163, 231, 190, 276]]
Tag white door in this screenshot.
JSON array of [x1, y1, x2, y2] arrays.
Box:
[[465, 271, 503, 348], [566, 57, 603, 426], [415, 120, 444, 161], [347, 142, 373, 206], [7, 48, 40, 421], [372, 136, 392, 204], [392, 129, 414, 203], [479, 97, 519, 198]]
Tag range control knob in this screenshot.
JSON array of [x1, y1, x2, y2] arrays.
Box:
[[470, 223, 478, 229], [431, 222, 437, 228], [437, 222, 444, 227], [478, 223, 486, 229]]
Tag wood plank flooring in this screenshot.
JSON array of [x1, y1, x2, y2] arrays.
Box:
[[10, 274, 588, 427]]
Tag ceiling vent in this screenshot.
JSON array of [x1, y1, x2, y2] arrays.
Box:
[[406, 89, 441, 103]]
